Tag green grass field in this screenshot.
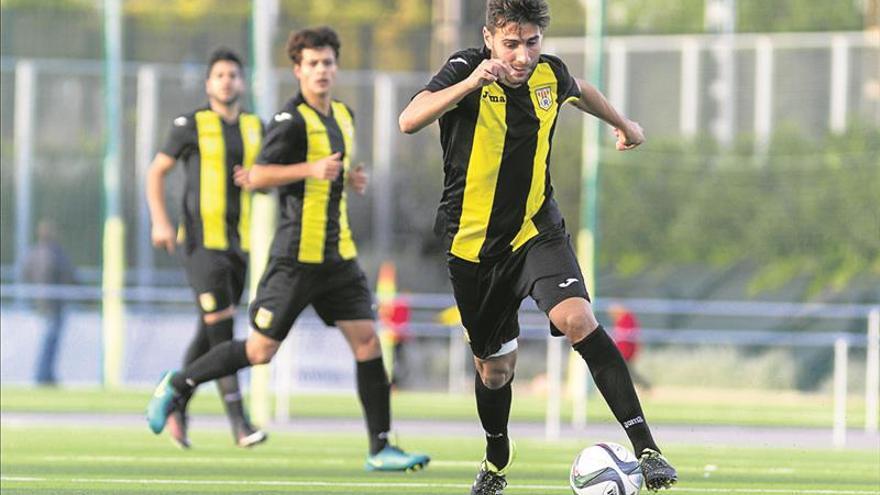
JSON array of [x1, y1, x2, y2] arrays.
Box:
[[1, 426, 878, 494], [0, 385, 870, 428], [1, 386, 879, 494]]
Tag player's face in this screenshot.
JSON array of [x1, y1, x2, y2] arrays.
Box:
[[205, 60, 244, 105], [295, 47, 337, 97], [484, 22, 542, 86]]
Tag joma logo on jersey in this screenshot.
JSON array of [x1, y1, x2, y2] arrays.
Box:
[[535, 86, 553, 110], [481, 90, 506, 103]]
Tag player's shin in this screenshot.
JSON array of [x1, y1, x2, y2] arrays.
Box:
[[171, 340, 251, 396], [475, 372, 513, 471], [572, 326, 660, 455], [356, 357, 392, 455]]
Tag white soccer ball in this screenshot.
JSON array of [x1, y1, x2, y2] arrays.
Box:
[[569, 442, 643, 495]]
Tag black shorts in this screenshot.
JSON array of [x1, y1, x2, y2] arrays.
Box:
[[248, 256, 375, 341], [182, 248, 247, 314], [447, 225, 590, 359]]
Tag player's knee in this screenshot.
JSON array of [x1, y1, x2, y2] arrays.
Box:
[[203, 306, 235, 325], [479, 366, 513, 390], [352, 331, 381, 361], [246, 340, 279, 365], [558, 311, 596, 340]]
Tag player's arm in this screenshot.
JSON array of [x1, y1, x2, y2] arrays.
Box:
[[399, 59, 512, 134], [235, 153, 342, 190], [571, 78, 645, 151], [145, 152, 178, 253], [346, 163, 368, 195]]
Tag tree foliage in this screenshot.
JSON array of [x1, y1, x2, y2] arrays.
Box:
[[590, 123, 880, 296]]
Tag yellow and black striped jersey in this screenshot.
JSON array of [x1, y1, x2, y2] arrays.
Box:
[[161, 107, 263, 253], [256, 93, 357, 264], [424, 47, 581, 263]]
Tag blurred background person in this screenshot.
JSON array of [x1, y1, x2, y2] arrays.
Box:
[[610, 303, 651, 392], [22, 219, 76, 386], [145, 47, 266, 449]]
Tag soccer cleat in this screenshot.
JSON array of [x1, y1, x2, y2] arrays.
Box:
[[364, 445, 431, 472], [235, 422, 268, 448], [470, 438, 516, 495], [166, 409, 190, 449], [146, 370, 183, 434], [470, 462, 507, 495], [639, 448, 678, 491]]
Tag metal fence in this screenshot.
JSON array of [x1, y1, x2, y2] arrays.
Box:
[[2, 30, 878, 292], [1, 283, 878, 447]]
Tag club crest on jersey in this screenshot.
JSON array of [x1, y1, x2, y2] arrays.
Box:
[[255, 307, 274, 329], [198, 292, 217, 312], [535, 86, 553, 110]]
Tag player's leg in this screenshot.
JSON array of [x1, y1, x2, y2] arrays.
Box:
[[199, 305, 265, 447], [182, 249, 259, 445], [164, 251, 222, 448], [335, 318, 431, 471], [205, 253, 266, 447], [182, 317, 210, 368], [336, 319, 390, 453], [164, 316, 209, 449], [448, 255, 520, 494], [473, 348, 517, 473], [147, 257, 304, 436], [549, 298, 659, 447], [318, 261, 429, 471], [529, 233, 676, 491]]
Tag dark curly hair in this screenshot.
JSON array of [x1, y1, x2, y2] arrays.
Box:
[[205, 47, 243, 78], [286, 26, 341, 65], [485, 0, 550, 33]]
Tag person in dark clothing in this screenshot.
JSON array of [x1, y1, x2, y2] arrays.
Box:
[[22, 219, 76, 385]]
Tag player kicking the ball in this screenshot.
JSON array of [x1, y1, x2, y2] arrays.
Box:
[[399, 0, 676, 492]]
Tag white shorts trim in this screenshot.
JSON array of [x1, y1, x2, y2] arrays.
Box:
[[487, 339, 518, 358]]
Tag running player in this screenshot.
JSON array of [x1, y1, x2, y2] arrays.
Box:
[[398, 1, 677, 492], [146, 47, 266, 449], [147, 27, 429, 472]]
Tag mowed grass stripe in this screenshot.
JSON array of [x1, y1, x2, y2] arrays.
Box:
[[2, 427, 878, 494], [2, 476, 879, 494], [0, 386, 869, 428], [17, 454, 873, 477]]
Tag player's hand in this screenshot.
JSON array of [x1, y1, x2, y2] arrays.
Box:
[[309, 152, 342, 181], [348, 163, 368, 195], [614, 120, 645, 151], [233, 165, 253, 190], [466, 59, 512, 89], [151, 221, 176, 254]]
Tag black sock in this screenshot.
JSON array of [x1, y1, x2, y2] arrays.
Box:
[[202, 317, 249, 429], [475, 372, 512, 470], [171, 340, 250, 396], [216, 374, 250, 433], [356, 357, 391, 455], [183, 319, 210, 367], [573, 326, 659, 455], [205, 317, 235, 347]]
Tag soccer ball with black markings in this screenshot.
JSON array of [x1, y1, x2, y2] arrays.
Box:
[[569, 442, 643, 495]]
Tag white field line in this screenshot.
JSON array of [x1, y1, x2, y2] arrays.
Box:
[[1, 476, 879, 494], [21, 455, 874, 477], [32, 455, 810, 475]]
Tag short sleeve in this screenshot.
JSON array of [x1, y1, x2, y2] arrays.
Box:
[[256, 110, 306, 165], [422, 49, 483, 94], [547, 55, 581, 105], [160, 115, 195, 159]]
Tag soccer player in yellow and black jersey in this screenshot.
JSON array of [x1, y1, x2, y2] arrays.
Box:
[[399, 1, 677, 493], [147, 27, 430, 472], [145, 48, 266, 449]]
